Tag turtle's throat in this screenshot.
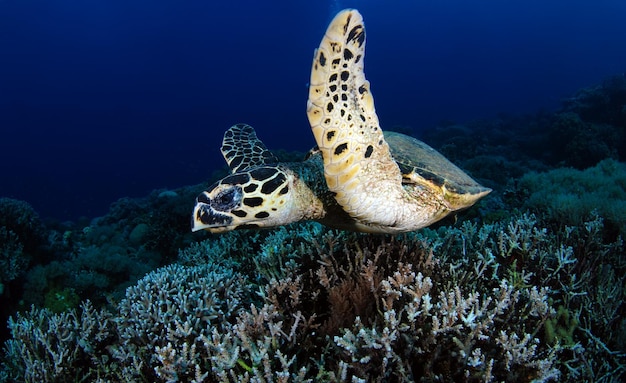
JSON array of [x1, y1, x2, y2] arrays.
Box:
[[283, 163, 328, 222]]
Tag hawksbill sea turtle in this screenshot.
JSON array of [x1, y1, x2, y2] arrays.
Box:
[[191, 9, 491, 234]]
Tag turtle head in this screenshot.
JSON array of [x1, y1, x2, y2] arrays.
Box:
[[192, 166, 294, 233]]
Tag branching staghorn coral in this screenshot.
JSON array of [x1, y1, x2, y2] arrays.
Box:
[[1, 301, 114, 382], [307, 238, 558, 382], [112, 263, 251, 381], [1, 214, 624, 382]]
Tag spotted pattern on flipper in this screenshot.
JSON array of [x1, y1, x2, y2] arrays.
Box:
[[306, 9, 403, 224], [221, 123, 279, 173]]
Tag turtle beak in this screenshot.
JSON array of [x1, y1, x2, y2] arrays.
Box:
[[191, 191, 234, 232]]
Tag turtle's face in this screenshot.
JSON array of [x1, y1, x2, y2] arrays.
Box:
[[192, 166, 294, 233]]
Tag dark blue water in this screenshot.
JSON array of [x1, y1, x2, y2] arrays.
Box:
[[1, 0, 625, 221]]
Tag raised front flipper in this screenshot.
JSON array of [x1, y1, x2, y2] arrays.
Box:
[[306, 9, 406, 231]]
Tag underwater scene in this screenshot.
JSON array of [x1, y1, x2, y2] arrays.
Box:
[[1, 1, 625, 382]]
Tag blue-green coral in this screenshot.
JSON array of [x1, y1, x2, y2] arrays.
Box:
[[519, 158, 626, 234]]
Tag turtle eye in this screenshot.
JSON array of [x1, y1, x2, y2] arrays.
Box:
[[212, 186, 242, 211]]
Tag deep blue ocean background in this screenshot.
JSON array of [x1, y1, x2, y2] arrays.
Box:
[[1, 0, 626, 221]]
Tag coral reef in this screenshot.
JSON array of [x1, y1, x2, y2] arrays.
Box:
[[0, 198, 46, 294], [16, 185, 202, 311], [562, 74, 626, 129], [422, 73, 625, 179], [548, 111, 620, 169], [1, 301, 114, 382], [517, 159, 626, 236], [0, 228, 27, 294], [0, 198, 46, 255], [1, 213, 623, 382]]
